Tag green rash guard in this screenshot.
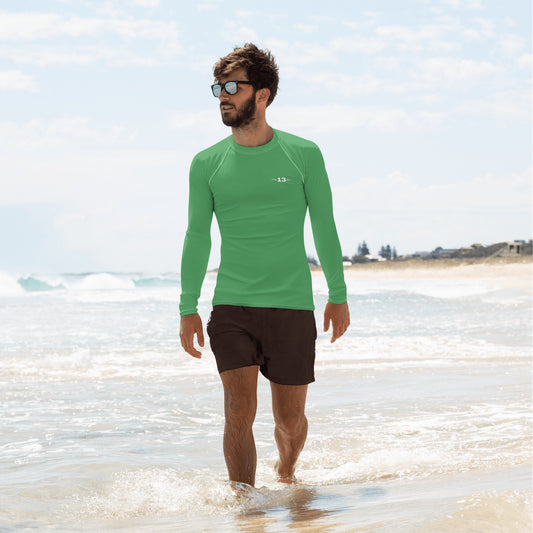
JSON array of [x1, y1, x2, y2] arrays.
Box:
[[179, 128, 347, 316]]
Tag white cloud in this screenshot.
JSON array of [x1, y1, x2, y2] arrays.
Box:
[[0, 116, 137, 151], [442, 0, 484, 10], [277, 16, 493, 72], [264, 39, 339, 67], [1, 142, 190, 270], [0, 11, 181, 66], [309, 15, 335, 23], [499, 34, 525, 56], [516, 53, 531, 70], [287, 42, 340, 64], [1, 43, 179, 67], [169, 109, 230, 148], [170, 109, 214, 130], [370, 19, 465, 53], [0, 70, 36, 91], [295, 23, 318, 34], [169, 105, 446, 134], [0, 12, 178, 41], [332, 167, 531, 254], [269, 104, 445, 133], [330, 34, 386, 55], [460, 17, 495, 41], [375, 24, 442, 44], [222, 22, 258, 44], [132, 0, 160, 6], [235, 10, 254, 19], [197, 2, 219, 12], [335, 168, 530, 213], [1, 143, 186, 204], [503, 17, 518, 29], [0, 45, 104, 67], [455, 89, 531, 120], [415, 56, 500, 86], [0, 12, 60, 40], [297, 70, 423, 96]]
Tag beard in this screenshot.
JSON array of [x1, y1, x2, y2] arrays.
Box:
[[221, 91, 256, 128]]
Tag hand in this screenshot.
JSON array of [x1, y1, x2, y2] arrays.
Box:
[[179, 313, 205, 358], [323, 302, 350, 343]]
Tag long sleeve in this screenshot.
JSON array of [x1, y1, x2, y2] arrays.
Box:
[[304, 146, 347, 304], [179, 156, 214, 316]]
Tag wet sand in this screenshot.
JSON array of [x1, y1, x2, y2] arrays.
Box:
[[314, 256, 532, 291]]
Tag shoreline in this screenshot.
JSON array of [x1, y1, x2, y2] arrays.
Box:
[[311, 256, 532, 289], [313, 255, 532, 270]]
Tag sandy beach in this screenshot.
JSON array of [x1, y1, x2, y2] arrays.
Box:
[[314, 256, 532, 290]]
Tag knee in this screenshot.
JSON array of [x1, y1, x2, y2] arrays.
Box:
[[225, 393, 256, 429], [275, 411, 307, 436]]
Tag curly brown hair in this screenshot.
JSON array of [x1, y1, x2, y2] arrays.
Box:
[[213, 43, 279, 107]]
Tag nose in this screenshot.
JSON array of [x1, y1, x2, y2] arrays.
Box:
[[219, 91, 231, 103]]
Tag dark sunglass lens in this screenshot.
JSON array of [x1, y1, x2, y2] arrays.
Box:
[[212, 84, 221, 97], [225, 81, 238, 95]]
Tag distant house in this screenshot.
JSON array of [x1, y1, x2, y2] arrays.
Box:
[[501, 241, 526, 255], [429, 247, 457, 257], [366, 254, 387, 262]]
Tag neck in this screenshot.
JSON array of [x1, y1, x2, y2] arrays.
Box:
[[231, 117, 273, 148]]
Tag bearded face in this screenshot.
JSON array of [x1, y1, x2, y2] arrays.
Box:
[[220, 90, 257, 128]]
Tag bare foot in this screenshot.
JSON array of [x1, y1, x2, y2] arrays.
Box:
[[274, 460, 298, 484], [229, 480, 256, 500]]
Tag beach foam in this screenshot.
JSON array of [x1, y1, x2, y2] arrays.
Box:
[[0, 271, 25, 296]]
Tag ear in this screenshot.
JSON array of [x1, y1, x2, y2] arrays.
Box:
[[256, 87, 270, 105]]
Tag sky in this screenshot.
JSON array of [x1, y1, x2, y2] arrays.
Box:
[[0, 0, 531, 273]]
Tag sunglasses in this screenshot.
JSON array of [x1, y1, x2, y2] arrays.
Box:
[[211, 80, 254, 97]]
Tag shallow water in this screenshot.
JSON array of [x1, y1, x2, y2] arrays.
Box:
[[0, 271, 531, 531]]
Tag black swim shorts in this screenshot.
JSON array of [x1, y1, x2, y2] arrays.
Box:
[[206, 305, 317, 385]]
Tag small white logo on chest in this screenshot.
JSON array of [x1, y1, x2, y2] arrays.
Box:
[[272, 177, 292, 183]]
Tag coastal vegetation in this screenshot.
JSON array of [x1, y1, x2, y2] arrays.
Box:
[[311, 240, 532, 266]]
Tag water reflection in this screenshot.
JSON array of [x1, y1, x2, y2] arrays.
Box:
[[235, 486, 341, 532]]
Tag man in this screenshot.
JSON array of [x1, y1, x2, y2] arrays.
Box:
[[179, 43, 350, 487]]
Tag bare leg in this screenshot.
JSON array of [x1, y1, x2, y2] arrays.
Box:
[[220, 365, 259, 486], [271, 382, 308, 483]]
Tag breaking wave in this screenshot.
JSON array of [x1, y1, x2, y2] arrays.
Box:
[[0, 272, 181, 296]]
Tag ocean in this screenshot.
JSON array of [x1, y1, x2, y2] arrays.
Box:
[[1, 269, 531, 532]]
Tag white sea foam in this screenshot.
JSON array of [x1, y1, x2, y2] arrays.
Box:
[[300, 447, 446, 485], [0, 347, 218, 381], [0, 271, 24, 296], [75, 273, 136, 290], [315, 335, 529, 366], [76, 467, 294, 519]]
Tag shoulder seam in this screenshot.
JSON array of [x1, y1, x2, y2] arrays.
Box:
[[208, 144, 231, 186], [278, 138, 305, 184]]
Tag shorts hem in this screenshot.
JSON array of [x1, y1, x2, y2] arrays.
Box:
[[260, 368, 315, 386], [218, 362, 260, 375]]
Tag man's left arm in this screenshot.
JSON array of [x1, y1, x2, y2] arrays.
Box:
[[304, 145, 350, 343]]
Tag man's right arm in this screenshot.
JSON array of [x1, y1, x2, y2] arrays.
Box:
[[179, 156, 214, 355]]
